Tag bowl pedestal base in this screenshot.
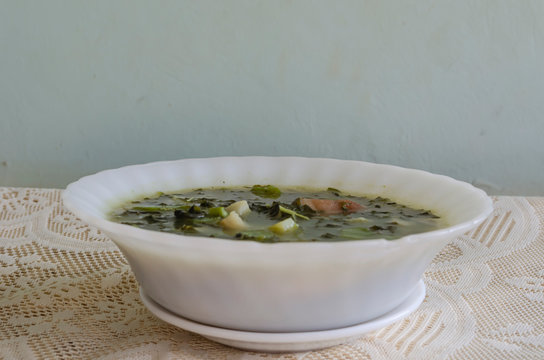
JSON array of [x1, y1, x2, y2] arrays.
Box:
[[139, 280, 426, 352]]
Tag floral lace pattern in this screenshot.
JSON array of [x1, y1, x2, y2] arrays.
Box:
[[0, 188, 543, 359]]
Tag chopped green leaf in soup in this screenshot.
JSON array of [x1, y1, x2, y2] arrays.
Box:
[[235, 230, 276, 242], [250, 185, 282, 199], [110, 186, 442, 243]]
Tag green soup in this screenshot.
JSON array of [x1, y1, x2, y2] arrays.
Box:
[[109, 185, 442, 243]]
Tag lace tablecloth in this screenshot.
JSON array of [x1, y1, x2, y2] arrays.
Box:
[[1, 188, 543, 359]]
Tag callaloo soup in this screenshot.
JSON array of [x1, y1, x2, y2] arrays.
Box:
[[110, 185, 442, 242]]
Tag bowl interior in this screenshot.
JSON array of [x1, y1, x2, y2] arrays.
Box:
[[64, 157, 491, 233]]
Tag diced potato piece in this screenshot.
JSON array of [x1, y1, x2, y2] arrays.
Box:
[[219, 211, 248, 231], [269, 218, 299, 234], [226, 200, 251, 217]]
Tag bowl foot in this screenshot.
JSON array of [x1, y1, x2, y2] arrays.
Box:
[[139, 280, 426, 352]]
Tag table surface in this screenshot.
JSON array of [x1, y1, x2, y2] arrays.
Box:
[[1, 188, 543, 360]]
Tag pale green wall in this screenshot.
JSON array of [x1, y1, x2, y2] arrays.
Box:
[[1, 1, 543, 194]]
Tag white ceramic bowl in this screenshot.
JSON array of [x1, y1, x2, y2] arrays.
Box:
[[63, 157, 492, 332]]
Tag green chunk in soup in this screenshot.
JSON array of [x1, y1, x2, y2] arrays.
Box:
[[109, 186, 442, 243]]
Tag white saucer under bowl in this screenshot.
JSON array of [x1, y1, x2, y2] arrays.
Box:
[[140, 280, 426, 352]]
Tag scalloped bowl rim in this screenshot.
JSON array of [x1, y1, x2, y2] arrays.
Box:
[[62, 156, 493, 253]]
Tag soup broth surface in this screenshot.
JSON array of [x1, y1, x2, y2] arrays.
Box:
[[110, 186, 442, 242]]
